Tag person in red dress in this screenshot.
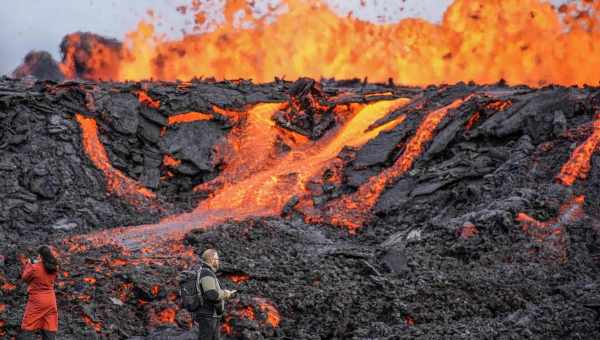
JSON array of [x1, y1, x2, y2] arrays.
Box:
[[19, 245, 59, 340]]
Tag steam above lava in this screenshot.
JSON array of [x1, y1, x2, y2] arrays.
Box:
[[12, 0, 600, 86]]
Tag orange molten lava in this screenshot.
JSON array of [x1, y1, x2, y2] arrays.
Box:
[[118, 283, 133, 301], [464, 111, 481, 131], [110, 258, 128, 267], [75, 114, 157, 205], [82, 314, 102, 332], [151, 285, 161, 296], [83, 277, 96, 284], [1, 282, 16, 293], [516, 195, 585, 261], [59, 0, 600, 86], [255, 298, 281, 327], [227, 274, 250, 284], [239, 306, 256, 320], [157, 308, 177, 324], [79, 98, 410, 246], [136, 90, 161, 109], [516, 195, 585, 240], [193, 98, 410, 221], [167, 112, 213, 125], [315, 96, 471, 230], [0, 304, 6, 313], [556, 114, 600, 186], [76, 294, 92, 303], [221, 322, 233, 335]]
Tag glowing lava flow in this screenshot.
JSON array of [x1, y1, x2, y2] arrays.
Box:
[[193, 98, 410, 219], [59, 0, 600, 86], [516, 195, 585, 261], [167, 111, 213, 125], [312, 96, 471, 231], [556, 114, 600, 186], [75, 114, 156, 206], [83, 98, 410, 247]]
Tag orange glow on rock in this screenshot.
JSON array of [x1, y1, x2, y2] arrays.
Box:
[[75, 114, 157, 205], [151, 285, 161, 296], [157, 308, 177, 324], [485, 100, 512, 111], [516, 195, 585, 261], [136, 90, 161, 109], [464, 111, 481, 131], [118, 283, 133, 301], [1, 282, 16, 293], [77, 294, 92, 303], [255, 298, 281, 327], [0, 304, 6, 313], [167, 112, 213, 125], [110, 258, 128, 267], [82, 314, 102, 332], [239, 306, 256, 320], [556, 114, 600, 186], [83, 277, 96, 285], [227, 274, 250, 284], [221, 322, 233, 335]]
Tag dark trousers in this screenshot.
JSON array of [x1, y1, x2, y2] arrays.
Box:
[[19, 330, 56, 340], [197, 317, 220, 340]]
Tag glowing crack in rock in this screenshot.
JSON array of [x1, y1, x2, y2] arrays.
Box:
[[516, 195, 585, 262], [75, 114, 157, 206], [556, 114, 600, 186]]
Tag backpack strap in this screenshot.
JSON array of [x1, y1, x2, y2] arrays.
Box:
[[195, 264, 203, 296]]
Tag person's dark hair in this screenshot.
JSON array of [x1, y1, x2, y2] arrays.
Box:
[[38, 245, 58, 274]]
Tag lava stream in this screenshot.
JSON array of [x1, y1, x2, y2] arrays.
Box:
[[83, 98, 410, 248], [75, 114, 157, 206], [311, 96, 472, 231], [556, 113, 600, 186]]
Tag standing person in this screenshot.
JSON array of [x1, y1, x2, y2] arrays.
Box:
[[19, 245, 59, 340], [195, 249, 235, 340]]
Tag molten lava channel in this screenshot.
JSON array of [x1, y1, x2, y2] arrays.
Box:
[[82, 98, 410, 247], [556, 114, 600, 186], [313, 96, 472, 231], [75, 114, 157, 206]]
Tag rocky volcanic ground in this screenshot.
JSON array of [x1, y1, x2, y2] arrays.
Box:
[[0, 77, 599, 339]]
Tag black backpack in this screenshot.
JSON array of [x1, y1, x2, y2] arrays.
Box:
[[178, 265, 204, 312]]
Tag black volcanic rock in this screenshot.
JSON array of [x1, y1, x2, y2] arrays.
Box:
[[0, 78, 599, 339]]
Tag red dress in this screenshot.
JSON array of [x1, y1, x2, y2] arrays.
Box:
[[21, 262, 58, 332]]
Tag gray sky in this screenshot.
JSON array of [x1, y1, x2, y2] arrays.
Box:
[[0, 0, 566, 75]]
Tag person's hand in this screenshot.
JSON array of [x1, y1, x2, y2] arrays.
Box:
[[224, 289, 236, 299]]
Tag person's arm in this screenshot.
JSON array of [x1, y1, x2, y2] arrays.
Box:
[[200, 275, 225, 303], [21, 261, 35, 283]]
